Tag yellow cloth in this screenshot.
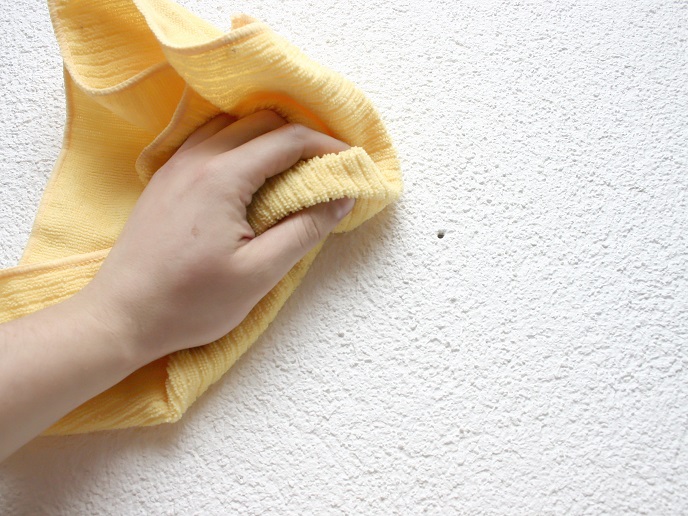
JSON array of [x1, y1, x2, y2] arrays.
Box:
[[0, 0, 402, 435]]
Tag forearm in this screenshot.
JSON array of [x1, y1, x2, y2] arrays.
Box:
[[0, 292, 149, 462]]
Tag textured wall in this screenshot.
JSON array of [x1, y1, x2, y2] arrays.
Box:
[[1, 0, 687, 514]]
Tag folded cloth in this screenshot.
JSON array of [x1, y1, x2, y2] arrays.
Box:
[[0, 0, 402, 435]]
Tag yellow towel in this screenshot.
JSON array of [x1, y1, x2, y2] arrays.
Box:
[[0, 0, 402, 435]]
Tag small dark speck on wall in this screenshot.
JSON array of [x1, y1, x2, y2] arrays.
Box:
[[437, 230, 446, 239]]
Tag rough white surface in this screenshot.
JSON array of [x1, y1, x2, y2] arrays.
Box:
[[1, 0, 687, 513]]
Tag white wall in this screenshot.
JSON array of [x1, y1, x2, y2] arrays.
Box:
[[1, 0, 687, 514]]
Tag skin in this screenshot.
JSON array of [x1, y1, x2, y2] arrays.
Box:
[[0, 110, 355, 462]]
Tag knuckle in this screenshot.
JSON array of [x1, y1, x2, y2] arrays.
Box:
[[240, 190, 253, 206], [154, 153, 195, 186], [295, 214, 323, 249], [166, 148, 194, 170], [280, 122, 350, 154], [194, 157, 221, 183], [256, 109, 287, 125], [284, 122, 307, 143], [177, 161, 222, 197], [278, 123, 309, 158], [186, 168, 209, 189]]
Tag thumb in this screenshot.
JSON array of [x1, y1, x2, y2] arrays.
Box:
[[243, 197, 355, 283]]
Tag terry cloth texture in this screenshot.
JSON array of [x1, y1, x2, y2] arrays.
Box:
[[0, 0, 402, 435]]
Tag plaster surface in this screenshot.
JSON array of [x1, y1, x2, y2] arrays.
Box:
[[1, 0, 687, 514]]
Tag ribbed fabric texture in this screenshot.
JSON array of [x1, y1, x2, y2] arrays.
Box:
[[0, 0, 402, 435]]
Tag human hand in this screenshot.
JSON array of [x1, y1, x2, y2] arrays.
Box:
[[74, 110, 355, 365]]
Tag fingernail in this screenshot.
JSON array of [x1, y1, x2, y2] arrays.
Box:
[[334, 197, 355, 220]]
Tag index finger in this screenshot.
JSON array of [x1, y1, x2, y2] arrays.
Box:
[[218, 123, 350, 196]]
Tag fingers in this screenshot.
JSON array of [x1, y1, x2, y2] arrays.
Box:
[[179, 112, 350, 198], [177, 113, 235, 152], [196, 110, 287, 155], [241, 197, 356, 285], [178, 110, 287, 156], [221, 123, 351, 194]]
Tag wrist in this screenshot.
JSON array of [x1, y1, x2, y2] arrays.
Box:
[[0, 284, 153, 457], [67, 286, 153, 370]]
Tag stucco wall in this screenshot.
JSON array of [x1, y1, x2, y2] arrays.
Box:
[[1, 0, 687, 514]]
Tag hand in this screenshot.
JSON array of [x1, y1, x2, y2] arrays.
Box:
[[75, 110, 355, 364], [0, 110, 354, 459]]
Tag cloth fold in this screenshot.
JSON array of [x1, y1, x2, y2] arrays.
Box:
[[0, 0, 402, 435]]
